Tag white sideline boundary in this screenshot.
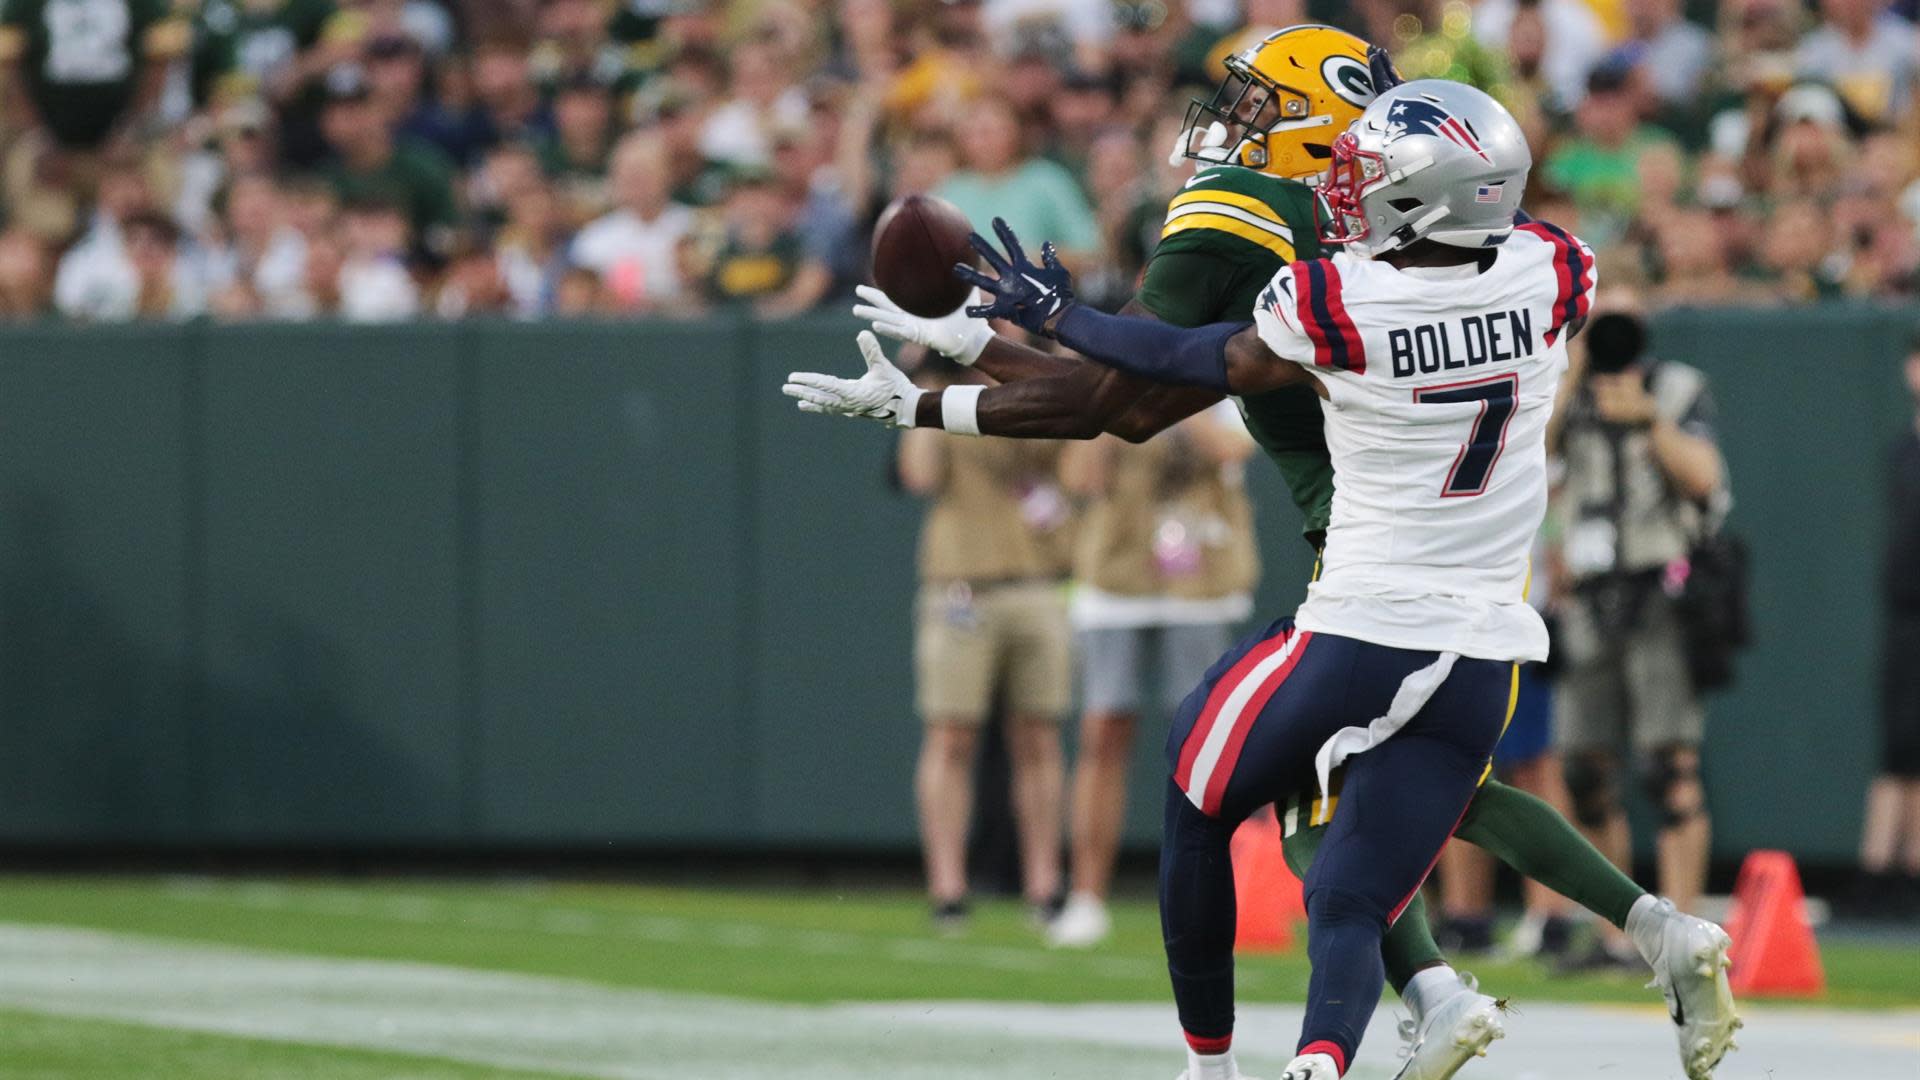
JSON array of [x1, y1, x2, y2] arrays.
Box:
[[0, 924, 1913, 1079]]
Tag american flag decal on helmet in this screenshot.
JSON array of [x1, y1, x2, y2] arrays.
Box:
[[1476, 183, 1504, 203], [1384, 97, 1493, 163]]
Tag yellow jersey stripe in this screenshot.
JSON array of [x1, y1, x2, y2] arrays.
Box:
[[1162, 213, 1297, 261], [1476, 662, 1523, 787], [1164, 199, 1295, 242], [1168, 188, 1293, 229]]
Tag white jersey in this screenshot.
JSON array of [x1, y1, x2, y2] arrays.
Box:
[[1251, 223, 1596, 662]]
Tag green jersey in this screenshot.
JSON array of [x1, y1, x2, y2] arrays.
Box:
[[0, 0, 179, 148], [190, 0, 334, 105], [1133, 164, 1335, 543]]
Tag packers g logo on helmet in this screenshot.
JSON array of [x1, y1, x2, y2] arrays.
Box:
[[1177, 25, 1379, 181]]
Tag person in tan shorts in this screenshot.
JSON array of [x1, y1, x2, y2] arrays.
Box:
[[899, 412, 1073, 932], [1047, 401, 1259, 948]]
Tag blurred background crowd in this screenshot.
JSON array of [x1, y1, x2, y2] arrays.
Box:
[[0, 0, 1915, 322]]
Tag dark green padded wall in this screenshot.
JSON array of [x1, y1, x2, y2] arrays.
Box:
[[470, 321, 752, 843], [0, 325, 193, 841], [197, 325, 465, 841]]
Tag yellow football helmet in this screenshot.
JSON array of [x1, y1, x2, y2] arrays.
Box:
[[1178, 25, 1382, 181]]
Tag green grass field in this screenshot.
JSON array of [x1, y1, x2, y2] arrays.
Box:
[[0, 876, 1915, 1078]]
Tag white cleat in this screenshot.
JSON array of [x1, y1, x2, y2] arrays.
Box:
[[1278, 1052, 1339, 1080], [1175, 1073, 1261, 1080], [1391, 972, 1506, 1080], [1638, 899, 1743, 1080], [1046, 892, 1112, 948]]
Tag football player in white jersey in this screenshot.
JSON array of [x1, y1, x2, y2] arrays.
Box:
[[926, 81, 1740, 1080]]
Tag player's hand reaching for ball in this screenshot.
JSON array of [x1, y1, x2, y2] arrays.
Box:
[[783, 330, 925, 428], [852, 285, 993, 365], [954, 218, 1077, 337]]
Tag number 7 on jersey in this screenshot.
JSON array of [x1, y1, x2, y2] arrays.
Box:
[[1416, 374, 1519, 498]]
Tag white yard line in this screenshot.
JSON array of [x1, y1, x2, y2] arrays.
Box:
[[157, 877, 1168, 983], [0, 923, 1914, 1079]]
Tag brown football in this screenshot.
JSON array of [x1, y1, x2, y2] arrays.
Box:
[[871, 193, 980, 318]]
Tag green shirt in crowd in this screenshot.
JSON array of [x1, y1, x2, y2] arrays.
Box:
[[1543, 128, 1676, 241], [936, 158, 1100, 256], [326, 137, 460, 253]]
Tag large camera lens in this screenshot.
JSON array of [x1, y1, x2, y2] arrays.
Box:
[[1584, 312, 1646, 375]]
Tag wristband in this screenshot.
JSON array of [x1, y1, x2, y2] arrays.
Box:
[[941, 384, 983, 436]]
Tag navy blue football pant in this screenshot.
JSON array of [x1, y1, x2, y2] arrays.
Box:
[[1158, 618, 1513, 1074]]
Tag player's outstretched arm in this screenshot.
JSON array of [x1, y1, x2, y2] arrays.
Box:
[[851, 286, 1224, 441], [782, 329, 1220, 440], [956, 218, 1311, 396]]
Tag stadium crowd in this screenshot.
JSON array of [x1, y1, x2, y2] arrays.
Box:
[[0, 0, 1915, 322]]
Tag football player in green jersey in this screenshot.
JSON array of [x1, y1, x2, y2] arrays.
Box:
[[791, 27, 1701, 1080]]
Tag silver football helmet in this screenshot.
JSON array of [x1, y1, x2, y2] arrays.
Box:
[[1317, 79, 1531, 256]]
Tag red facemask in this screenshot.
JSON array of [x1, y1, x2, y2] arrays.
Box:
[[1316, 129, 1387, 247]]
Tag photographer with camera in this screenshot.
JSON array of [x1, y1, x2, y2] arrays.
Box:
[[1550, 293, 1738, 967]]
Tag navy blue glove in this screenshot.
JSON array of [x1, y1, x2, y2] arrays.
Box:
[[952, 217, 1076, 337], [1367, 45, 1403, 94]]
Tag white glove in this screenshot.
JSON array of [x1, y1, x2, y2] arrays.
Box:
[[783, 330, 925, 427], [851, 285, 993, 366]]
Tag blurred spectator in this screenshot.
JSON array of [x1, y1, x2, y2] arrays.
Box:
[[569, 131, 692, 312], [538, 75, 616, 222], [494, 180, 569, 317], [470, 37, 555, 150], [0, 227, 52, 318], [897, 380, 1072, 931], [433, 236, 511, 317], [1542, 66, 1678, 246], [1855, 329, 1920, 917], [336, 194, 419, 320], [207, 171, 309, 317], [1768, 84, 1855, 199], [0, 0, 189, 151], [51, 159, 157, 307], [398, 45, 497, 167], [1552, 299, 1728, 946], [765, 120, 856, 311], [694, 169, 805, 311], [1646, 208, 1754, 306], [1044, 68, 1116, 178], [528, 0, 630, 89], [653, 86, 733, 208], [1794, 0, 1919, 125], [887, 0, 989, 120], [1473, 0, 1607, 106], [188, 0, 337, 106], [366, 33, 427, 127], [55, 209, 206, 320], [936, 93, 1098, 264], [551, 263, 599, 315], [982, 0, 1113, 71], [318, 64, 458, 257], [698, 36, 807, 168], [1081, 124, 1157, 307], [1622, 0, 1714, 107], [1757, 198, 1847, 299], [1046, 405, 1258, 949], [0, 0, 1907, 324]]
